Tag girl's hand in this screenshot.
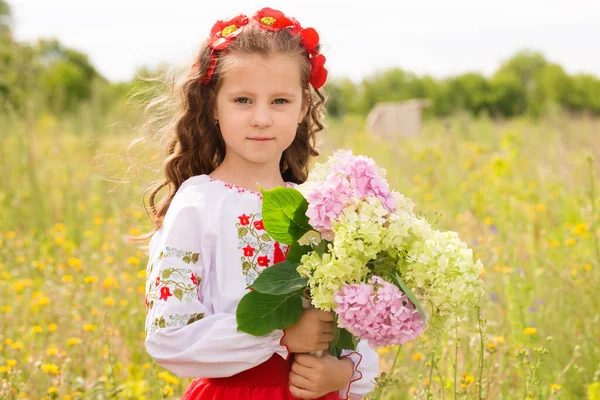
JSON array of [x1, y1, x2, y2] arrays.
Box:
[[281, 309, 335, 353], [288, 353, 354, 399]]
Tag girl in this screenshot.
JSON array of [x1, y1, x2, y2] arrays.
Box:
[[143, 7, 379, 399]]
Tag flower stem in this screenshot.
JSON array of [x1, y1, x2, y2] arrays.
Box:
[[477, 304, 484, 400], [454, 327, 459, 400], [588, 157, 600, 265]]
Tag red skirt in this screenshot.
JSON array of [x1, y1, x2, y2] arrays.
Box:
[[181, 354, 340, 400]]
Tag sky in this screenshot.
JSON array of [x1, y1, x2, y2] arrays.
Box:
[[9, 0, 600, 83]]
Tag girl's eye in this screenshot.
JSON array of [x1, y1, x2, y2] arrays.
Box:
[[273, 98, 289, 105], [234, 97, 250, 104]]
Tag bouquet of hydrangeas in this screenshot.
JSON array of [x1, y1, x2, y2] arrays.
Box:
[[236, 150, 484, 355]]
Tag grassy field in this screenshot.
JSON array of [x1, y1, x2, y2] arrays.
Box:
[[0, 110, 599, 399]]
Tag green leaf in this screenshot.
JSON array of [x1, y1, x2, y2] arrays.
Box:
[[395, 273, 427, 322], [191, 253, 199, 263], [236, 291, 302, 336], [336, 327, 357, 351], [249, 261, 307, 295], [161, 269, 173, 279], [173, 288, 184, 301], [286, 241, 312, 263], [242, 261, 252, 271], [183, 256, 191, 263], [238, 227, 249, 236], [261, 187, 311, 244], [261, 233, 271, 242]]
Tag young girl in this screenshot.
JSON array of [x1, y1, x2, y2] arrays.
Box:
[[143, 7, 379, 399]]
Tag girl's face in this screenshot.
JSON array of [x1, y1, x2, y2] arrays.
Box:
[[214, 53, 308, 171]]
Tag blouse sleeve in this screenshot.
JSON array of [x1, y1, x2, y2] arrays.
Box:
[[144, 202, 289, 378], [338, 341, 380, 399]]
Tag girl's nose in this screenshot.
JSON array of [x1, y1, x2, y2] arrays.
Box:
[[250, 104, 273, 128]]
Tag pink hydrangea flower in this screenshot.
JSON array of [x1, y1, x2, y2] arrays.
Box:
[[304, 151, 396, 240], [334, 276, 425, 348]]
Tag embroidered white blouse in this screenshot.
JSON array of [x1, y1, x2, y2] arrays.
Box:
[[144, 174, 379, 399]]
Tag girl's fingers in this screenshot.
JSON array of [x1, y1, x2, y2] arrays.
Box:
[[289, 384, 319, 400], [291, 357, 316, 377], [289, 371, 315, 391]]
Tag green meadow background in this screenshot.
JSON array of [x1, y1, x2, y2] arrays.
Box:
[[1, 1, 599, 399]]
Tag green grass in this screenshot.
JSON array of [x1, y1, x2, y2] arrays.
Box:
[[0, 110, 598, 399]]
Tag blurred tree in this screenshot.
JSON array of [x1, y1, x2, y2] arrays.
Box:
[[488, 70, 527, 117], [447, 73, 491, 116], [0, 0, 11, 39]]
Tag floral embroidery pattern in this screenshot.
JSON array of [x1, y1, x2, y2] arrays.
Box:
[[145, 247, 203, 335], [149, 312, 205, 335], [237, 213, 288, 285]]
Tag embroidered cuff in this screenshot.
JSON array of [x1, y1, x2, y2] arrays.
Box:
[[338, 351, 363, 400]]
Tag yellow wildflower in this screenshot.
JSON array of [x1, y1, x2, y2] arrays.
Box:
[[412, 353, 423, 361], [524, 327, 537, 335], [158, 371, 180, 385], [127, 256, 140, 265], [67, 338, 82, 346], [103, 297, 115, 306], [67, 257, 82, 268], [42, 363, 60, 374]]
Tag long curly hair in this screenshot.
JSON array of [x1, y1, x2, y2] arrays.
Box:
[[139, 23, 327, 236]]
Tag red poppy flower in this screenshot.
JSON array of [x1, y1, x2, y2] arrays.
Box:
[[243, 244, 255, 257], [155, 276, 160, 287], [191, 273, 198, 286], [238, 214, 251, 225], [252, 8, 299, 32], [253, 220, 265, 230], [309, 54, 328, 89], [300, 27, 319, 56], [207, 14, 250, 50], [160, 286, 172, 301], [257, 255, 270, 267], [145, 296, 150, 312]]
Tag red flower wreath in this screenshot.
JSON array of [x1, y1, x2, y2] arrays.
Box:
[[253, 8, 327, 89], [252, 7, 301, 34], [199, 8, 327, 89], [202, 14, 249, 84]]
